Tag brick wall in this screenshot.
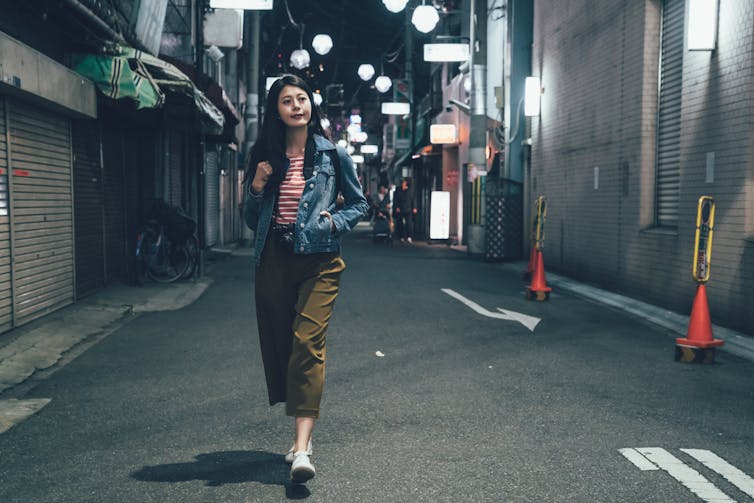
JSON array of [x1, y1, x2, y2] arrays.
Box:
[[529, 0, 753, 334]]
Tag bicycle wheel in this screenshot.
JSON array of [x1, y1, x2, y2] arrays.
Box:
[[146, 244, 191, 283], [134, 231, 153, 285], [180, 235, 200, 279]]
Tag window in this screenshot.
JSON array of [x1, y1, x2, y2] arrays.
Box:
[[655, 0, 685, 227]]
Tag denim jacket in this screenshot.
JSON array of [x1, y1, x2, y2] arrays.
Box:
[[244, 134, 368, 265]]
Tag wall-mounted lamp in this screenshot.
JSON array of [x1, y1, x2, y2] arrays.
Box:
[[430, 124, 459, 144], [423, 43, 469, 62], [381, 102, 411, 115], [687, 0, 719, 51], [209, 0, 273, 9], [524, 76, 541, 117]]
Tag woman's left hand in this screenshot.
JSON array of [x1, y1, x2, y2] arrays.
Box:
[[320, 211, 335, 233]]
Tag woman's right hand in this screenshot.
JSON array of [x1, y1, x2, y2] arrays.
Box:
[[251, 161, 272, 194]]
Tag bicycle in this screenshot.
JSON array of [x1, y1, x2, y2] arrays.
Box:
[[135, 219, 192, 284], [135, 201, 198, 284]]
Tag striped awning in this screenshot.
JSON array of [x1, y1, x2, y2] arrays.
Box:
[[70, 46, 224, 134], [69, 51, 164, 109]]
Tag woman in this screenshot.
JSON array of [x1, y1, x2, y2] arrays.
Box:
[[244, 74, 368, 484]]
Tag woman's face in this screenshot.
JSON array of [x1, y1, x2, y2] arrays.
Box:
[[277, 85, 311, 129]]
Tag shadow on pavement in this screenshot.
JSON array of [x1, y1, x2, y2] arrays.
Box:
[[131, 450, 311, 499]]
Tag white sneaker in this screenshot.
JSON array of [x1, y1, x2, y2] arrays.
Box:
[[407, 237, 412, 243], [285, 439, 312, 463], [290, 452, 316, 483]]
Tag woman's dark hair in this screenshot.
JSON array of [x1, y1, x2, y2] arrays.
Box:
[[246, 74, 328, 191]]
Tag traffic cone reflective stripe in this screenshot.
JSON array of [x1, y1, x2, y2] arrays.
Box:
[[675, 284, 723, 349], [523, 245, 537, 280], [526, 249, 552, 301], [675, 283, 723, 364]]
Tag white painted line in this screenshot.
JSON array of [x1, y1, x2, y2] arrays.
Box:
[[682, 449, 754, 499], [0, 398, 51, 434], [619, 448, 659, 471], [637, 447, 735, 502], [441, 288, 541, 331]]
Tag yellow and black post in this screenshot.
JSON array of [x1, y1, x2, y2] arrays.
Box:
[[675, 196, 724, 363]]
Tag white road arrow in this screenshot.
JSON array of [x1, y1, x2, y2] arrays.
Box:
[[441, 288, 541, 332]]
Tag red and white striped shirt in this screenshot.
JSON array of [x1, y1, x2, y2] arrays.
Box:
[[275, 156, 305, 224]]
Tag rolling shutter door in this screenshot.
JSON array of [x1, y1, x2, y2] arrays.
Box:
[[656, 0, 684, 227], [204, 148, 219, 247], [72, 120, 105, 297], [8, 101, 74, 325], [0, 99, 12, 332]]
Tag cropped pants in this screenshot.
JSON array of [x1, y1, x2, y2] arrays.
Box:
[[254, 231, 345, 418]]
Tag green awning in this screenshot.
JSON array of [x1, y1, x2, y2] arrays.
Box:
[[70, 46, 224, 134], [69, 52, 164, 109]]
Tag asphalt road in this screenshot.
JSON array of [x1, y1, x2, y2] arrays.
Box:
[[1, 227, 753, 502]]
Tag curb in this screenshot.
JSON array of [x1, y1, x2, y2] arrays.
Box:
[[496, 260, 754, 363]]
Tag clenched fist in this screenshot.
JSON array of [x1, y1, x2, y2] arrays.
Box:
[[251, 161, 273, 194]]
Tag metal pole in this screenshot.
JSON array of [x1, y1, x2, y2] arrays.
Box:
[[245, 10, 260, 158], [196, 0, 206, 277], [467, 0, 487, 256]]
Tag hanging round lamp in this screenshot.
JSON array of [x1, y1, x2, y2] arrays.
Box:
[[375, 75, 392, 93], [312, 34, 333, 55], [411, 4, 440, 33], [382, 0, 409, 13], [357, 64, 376, 81]]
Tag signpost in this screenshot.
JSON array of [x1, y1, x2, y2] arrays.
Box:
[[675, 196, 723, 363]]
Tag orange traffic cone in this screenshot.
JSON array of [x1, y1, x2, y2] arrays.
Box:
[[523, 245, 536, 281], [525, 249, 552, 301], [675, 284, 723, 363]]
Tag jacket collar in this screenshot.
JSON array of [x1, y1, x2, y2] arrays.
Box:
[[312, 133, 336, 152]]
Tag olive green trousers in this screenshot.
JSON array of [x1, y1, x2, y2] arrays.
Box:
[[254, 234, 345, 418]]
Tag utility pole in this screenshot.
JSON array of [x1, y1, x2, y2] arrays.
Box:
[[244, 10, 260, 158], [466, 0, 487, 255], [195, 0, 206, 277], [242, 9, 260, 246]]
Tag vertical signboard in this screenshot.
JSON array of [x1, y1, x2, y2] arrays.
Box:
[[430, 191, 450, 240]]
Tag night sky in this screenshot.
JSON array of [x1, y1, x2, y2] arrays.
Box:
[[258, 0, 436, 138]]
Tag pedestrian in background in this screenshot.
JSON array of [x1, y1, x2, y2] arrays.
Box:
[[243, 74, 368, 484], [393, 177, 417, 243]]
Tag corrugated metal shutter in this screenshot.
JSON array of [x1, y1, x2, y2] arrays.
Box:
[[72, 120, 105, 298], [8, 101, 74, 325], [656, 0, 684, 227], [0, 98, 12, 332], [204, 147, 219, 247]]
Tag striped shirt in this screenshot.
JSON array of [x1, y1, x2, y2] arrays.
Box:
[[275, 156, 305, 224]]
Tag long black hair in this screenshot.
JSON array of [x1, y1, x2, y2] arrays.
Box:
[[246, 74, 328, 192]]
